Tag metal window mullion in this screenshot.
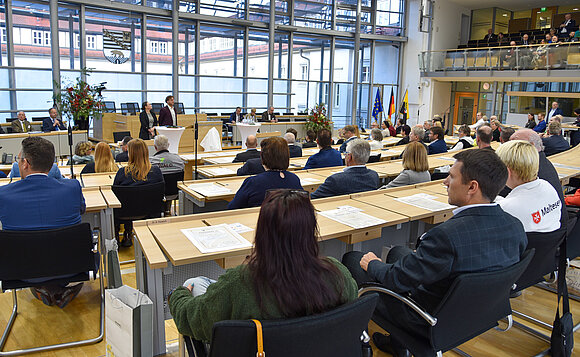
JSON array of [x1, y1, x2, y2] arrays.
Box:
[[286, 31, 293, 112], [331, 0, 336, 31], [195, 20, 201, 111], [130, 21, 136, 73], [5, 0, 17, 113], [351, 0, 361, 125], [328, 35, 335, 120], [68, 14, 75, 69], [243, 26, 249, 109], [49, 0, 61, 105], [368, 39, 375, 124], [172, 0, 179, 112], [267, 0, 275, 108], [141, 13, 147, 104], [371, 0, 376, 34], [79, 4, 87, 73]]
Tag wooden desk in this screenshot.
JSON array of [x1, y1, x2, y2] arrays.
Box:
[[79, 173, 115, 188]]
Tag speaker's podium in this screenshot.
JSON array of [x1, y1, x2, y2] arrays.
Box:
[[94, 113, 222, 153]]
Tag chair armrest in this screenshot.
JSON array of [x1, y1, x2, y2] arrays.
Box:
[[358, 282, 437, 326]]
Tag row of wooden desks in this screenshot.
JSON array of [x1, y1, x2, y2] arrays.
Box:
[[134, 180, 456, 355]]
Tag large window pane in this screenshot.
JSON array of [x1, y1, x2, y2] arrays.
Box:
[[58, 5, 80, 70], [13, 1, 51, 68], [200, 25, 243, 77]]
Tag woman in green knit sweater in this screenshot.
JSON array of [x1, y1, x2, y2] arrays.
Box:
[[168, 189, 358, 342]]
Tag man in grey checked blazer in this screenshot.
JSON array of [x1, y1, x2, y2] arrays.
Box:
[[343, 149, 527, 354]]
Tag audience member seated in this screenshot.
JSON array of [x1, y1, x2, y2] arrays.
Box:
[[245, 108, 258, 122], [311, 139, 379, 199], [68, 141, 94, 165], [284, 132, 303, 158], [394, 119, 405, 135], [229, 106, 243, 123], [150, 135, 186, 174], [497, 32, 507, 46], [533, 112, 547, 133], [476, 125, 493, 150], [286, 128, 299, 145], [0, 137, 86, 308], [168, 189, 357, 343], [380, 121, 392, 138], [469, 112, 486, 130], [81, 142, 118, 174], [228, 137, 302, 209], [42, 107, 66, 132], [500, 126, 515, 144], [490, 120, 501, 142], [302, 129, 343, 170], [520, 33, 530, 46], [396, 125, 411, 146], [370, 121, 379, 130], [115, 136, 132, 162], [339, 125, 357, 153], [11, 111, 32, 133], [303, 130, 318, 148], [232, 135, 260, 163], [502, 41, 518, 68], [369, 129, 384, 150], [342, 149, 526, 356], [261, 106, 277, 123], [525, 113, 537, 130], [427, 126, 447, 154], [422, 120, 432, 143], [483, 28, 497, 43], [542, 121, 569, 156], [449, 124, 474, 151], [495, 140, 561, 233], [566, 31, 579, 42], [382, 141, 430, 189]]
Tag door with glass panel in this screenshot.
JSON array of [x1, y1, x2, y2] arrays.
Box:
[[453, 92, 479, 126]]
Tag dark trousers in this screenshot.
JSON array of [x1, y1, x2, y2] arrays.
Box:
[[342, 249, 430, 340]]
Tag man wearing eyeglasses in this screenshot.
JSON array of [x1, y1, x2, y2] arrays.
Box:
[[311, 138, 379, 199], [0, 137, 86, 308]]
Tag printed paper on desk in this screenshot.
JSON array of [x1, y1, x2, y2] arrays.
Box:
[[181, 224, 252, 253], [206, 167, 236, 176], [319, 205, 387, 229], [300, 177, 320, 185], [437, 157, 456, 162], [395, 193, 456, 212], [552, 163, 580, 171], [229, 223, 254, 234], [188, 183, 232, 196], [210, 157, 236, 164]]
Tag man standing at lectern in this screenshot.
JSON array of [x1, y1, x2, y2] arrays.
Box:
[[158, 95, 176, 126]]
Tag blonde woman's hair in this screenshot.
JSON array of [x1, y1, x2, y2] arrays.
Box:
[[125, 138, 151, 182], [495, 140, 538, 182], [75, 141, 93, 156], [402, 141, 429, 172], [94, 142, 117, 173], [433, 121, 442, 128]]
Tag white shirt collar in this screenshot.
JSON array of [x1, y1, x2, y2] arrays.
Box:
[[452, 202, 497, 215], [26, 173, 49, 177]]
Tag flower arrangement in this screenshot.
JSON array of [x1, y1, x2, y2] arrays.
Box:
[[304, 103, 331, 133], [53, 69, 103, 130]]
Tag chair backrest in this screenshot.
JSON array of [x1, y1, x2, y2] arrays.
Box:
[[121, 103, 129, 115], [103, 101, 116, 113], [163, 171, 185, 197], [207, 294, 378, 357], [112, 181, 166, 220], [128, 102, 139, 115], [152, 103, 164, 115], [6, 118, 17, 123], [0, 223, 96, 289], [278, 118, 291, 122], [176, 102, 185, 114], [113, 131, 131, 143], [430, 249, 534, 352], [367, 154, 381, 163], [283, 112, 294, 115], [513, 229, 566, 291]]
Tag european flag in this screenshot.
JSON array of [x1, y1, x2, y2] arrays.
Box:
[[372, 88, 383, 121]]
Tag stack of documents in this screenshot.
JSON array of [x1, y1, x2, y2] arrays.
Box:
[[188, 183, 232, 196], [181, 224, 252, 253], [395, 193, 455, 212], [319, 205, 387, 229]]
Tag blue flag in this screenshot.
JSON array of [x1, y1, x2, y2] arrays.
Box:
[[372, 88, 383, 121]]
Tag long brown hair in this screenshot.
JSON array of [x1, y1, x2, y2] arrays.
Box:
[[247, 189, 346, 318], [94, 142, 118, 173], [125, 138, 151, 181]]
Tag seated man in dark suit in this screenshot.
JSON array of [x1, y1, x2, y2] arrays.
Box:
[[0, 137, 86, 308], [229, 107, 243, 123], [427, 126, 447, 154], [542, 121, 569, 156], [115, 136, 132, 162], [42, 107, 66, 132], [343, 149, 527, 355], [339, 125, 357, 153], [303, 129, 343, 170], [302, 130, 318, 148], [236, 139, 270, 176], [284, 132, 302, 158], [311, 139, 379, 199], [396, 125, 411, 146], [232, 135, 260, 163], [260, 106, 277, 122]]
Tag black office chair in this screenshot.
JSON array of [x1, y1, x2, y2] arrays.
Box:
[[359, 249, 534, 357], [103, 101, 116, 113], [367, 154, 381, 163], [183, 294, 378, 357], [120, 103, 130, 115], [163, 171, 185, 215], [176, 102, 185, 114], [127, 102, 139, 115], [205, 113, 218, 117], [5, 118, 17, 123], [0, 223, 104, 355], [113, 131, 131, 143], [277, 118, 291, 122], [152, 103, 164, 115], [112, 181, 165, 243], [283, 112, 294, 115]]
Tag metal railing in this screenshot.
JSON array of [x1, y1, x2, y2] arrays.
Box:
[[419, 42, 580, 73]]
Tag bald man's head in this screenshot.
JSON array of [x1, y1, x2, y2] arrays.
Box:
[[246, 135, 258, 149], [476, 126, 492, 148], [510, 128, 544, 152]]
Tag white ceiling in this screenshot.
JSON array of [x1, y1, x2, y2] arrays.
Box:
[[448, 0, 580, 11]]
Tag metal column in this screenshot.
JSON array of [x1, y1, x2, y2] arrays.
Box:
[[49, 0, 61, 103], [267, 0, 275, 108], [351, 0, 361, 125], [141, 13, 148, 104], [79, 4, 87, 72], [5, 0, 17, 113], [172, 0, 180, 113]]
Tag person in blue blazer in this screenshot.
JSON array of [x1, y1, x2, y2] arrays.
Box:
[[0, 137, 86, 308], [42, 107, 66, 132], [343, 149, 527, 355], [284, 132, 303, 158], [547, 101, 563, 120], [339, 125, 357, 153], [303, 129, 343, 170], [311, 139, 379, 199], [427, 126, 448, 155], [228, 137, 302, 209]]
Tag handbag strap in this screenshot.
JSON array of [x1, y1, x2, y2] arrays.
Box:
[[252, 319, 265, 357], [556, 237, 570, 315]]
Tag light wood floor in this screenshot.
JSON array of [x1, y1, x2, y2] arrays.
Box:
[[1, 246, 579, 356]]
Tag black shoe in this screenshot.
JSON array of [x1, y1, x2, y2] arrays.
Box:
[[56, 283, 83, 309], [30, 287, 55, 306], [372, 333, 410, 357], [121, 230, 133, 247]]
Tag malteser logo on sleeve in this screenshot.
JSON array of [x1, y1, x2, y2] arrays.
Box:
[[532, 211, 541, 224]]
